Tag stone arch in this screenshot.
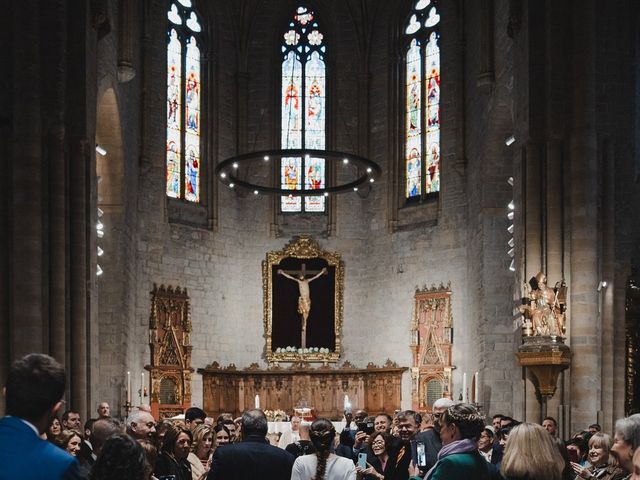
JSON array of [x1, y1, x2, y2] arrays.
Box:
[[96, 87, 124, 209]]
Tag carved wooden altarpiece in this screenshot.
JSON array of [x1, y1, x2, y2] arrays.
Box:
[[410, 283, 453, 411], [198, 360, 406, 420], [148, 284, 194, 419]]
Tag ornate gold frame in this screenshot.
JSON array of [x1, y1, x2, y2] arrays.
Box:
[[263, 236, 344, 364]]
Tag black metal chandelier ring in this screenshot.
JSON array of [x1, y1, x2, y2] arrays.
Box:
[[215, 149, 382, 196]]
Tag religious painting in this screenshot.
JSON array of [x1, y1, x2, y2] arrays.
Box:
[[263, 236, 344, 363], [410, 283, 452, 411]]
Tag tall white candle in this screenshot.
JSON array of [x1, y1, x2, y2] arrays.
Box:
[[474, 371, 479, 403], [127, 371, 131, 404], [462, 372, 467, 403], [141, 372, 145, 402], [255, 394, 260, 409]]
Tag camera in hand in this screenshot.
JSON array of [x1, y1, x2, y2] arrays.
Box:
[[357, 421, 375, 435]]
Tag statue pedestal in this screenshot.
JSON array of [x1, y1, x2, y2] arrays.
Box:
[[516, 336, 571, 418]]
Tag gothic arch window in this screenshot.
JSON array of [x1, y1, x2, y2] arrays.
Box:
[[404, 0, 440, 201], [166, 0, 204, 203], [280, 5, 327, 213]]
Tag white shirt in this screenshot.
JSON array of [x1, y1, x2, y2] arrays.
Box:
[[290, 454, 356, 480]]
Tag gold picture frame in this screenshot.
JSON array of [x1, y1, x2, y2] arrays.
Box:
[[263, 236, 344, 364]]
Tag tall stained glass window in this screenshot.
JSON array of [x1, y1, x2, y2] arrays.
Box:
[[166, 0, 203, 203], [281, 6, 326, 213], [404, 0, 440, 200]]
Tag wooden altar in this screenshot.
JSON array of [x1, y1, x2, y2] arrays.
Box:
[[198, 361, 407, 420]]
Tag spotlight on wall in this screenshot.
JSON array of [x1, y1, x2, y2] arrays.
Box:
[[507, 211, 514, 220], [507, 224, 514, 234], [505, 135, 516, 146], [507, 176, 514, 186], [508, 201, 515, 210], [97, 207, 104, 217], [508, 247, 515, 257], [97, 229, 104, 239], [508, 238, 515, 248], [597, 281, 608, 291], [97, 264, 104, 276], [95, 144, 107, 156], [509, 259, 515, 271], [97, 246, 104, 257]]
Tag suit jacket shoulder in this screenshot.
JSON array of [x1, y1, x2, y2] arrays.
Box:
[[0, 416, 78, 480]]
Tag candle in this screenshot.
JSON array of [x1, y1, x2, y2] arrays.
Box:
[[255, 394, 260, 409], [462, 372, 467, 403], [127, 371, 131, 404], [474, 371, 479, 404], [141, 372, 145, 403]]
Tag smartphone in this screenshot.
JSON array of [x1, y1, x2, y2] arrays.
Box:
[[416, 441, 427, 467], [566, 448, 579, 464], [357, 421, 375, 435], [358, 452, 367, 469]]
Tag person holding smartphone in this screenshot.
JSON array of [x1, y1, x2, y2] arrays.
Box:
[[355, 431, 392, 480]]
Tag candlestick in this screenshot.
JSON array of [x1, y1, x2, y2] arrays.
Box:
[[127, 371, 131, 404], [462, 372, 467, 403], [255, 394, 260, 409], [474, 371, 479, 404]]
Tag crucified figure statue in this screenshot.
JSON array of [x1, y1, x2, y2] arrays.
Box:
[[277, 264, 328, 349]]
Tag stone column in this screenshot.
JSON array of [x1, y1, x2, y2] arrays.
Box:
[[568, 0, 599, 432], [117, 0, 137, 83], [69, 138, 89, 416], [12, 0, 44, 355]]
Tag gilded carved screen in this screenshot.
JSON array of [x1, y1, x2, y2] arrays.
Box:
[[148, 284, 194, 419], [410, 283, 452, 411]]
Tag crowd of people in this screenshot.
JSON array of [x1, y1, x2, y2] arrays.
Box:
[[2, 353, 640, 480]]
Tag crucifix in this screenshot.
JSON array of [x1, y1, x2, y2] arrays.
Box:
[[277, 263, 327, 348]]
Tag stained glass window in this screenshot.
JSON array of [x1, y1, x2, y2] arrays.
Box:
[[281, 6, 326, 213], [404, 0, 440, 200], [166, 2, 203, 202]]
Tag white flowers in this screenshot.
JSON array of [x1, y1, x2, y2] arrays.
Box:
[[274, 346, 330, 354]]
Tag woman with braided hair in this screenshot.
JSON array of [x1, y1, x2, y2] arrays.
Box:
[[409, 403, 490, 480], [290, 418, 356, 480]]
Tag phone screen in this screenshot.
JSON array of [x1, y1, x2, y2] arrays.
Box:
[[358, 452, 367, 469], [566, 448, 579, 464], [416, 442, 427, 467]]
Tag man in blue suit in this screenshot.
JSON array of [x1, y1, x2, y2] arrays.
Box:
[[207, 409, 295, 480], [0, 353, 83, 480]]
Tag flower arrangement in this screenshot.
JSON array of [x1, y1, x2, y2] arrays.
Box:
[[263, 409, 289, 422], [274, 346, 331, 354]]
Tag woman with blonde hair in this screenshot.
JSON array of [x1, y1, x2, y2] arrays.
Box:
[[500, 423, 565, 480], [571, 432, 626, 480], [187, 424, 215, 480], [55, 429, 83, 457]]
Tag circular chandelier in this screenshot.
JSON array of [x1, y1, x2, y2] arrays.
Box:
[[215, 149, 382, 196]]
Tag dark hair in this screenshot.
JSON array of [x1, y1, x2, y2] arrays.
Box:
[[214, 423, 231, 438], [216, 413, 234, 424], [589, 424, 601, 431], [61, 410, 80, 423], [241, 409, 268, 437], [440, 403, 485, 441], [185, 407, 206, 423], [368, 431, 392, 452], [46, 415, 61, 442], [5, 354, 66, 422], [89, 434, 149, 480], [565, 436, 589, 458], [310, 418, 335, 480], [396, 410, 422, 426], [543, 416, 558, 427], [91, 417, 124, 455], [376, 413, 393, 423], [84, 418, 96, 434], [161, 424, 192, 455]]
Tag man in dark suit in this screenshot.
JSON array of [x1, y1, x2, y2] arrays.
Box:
[[0, 353, 83, 480], [207, 409, 295, 480]]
